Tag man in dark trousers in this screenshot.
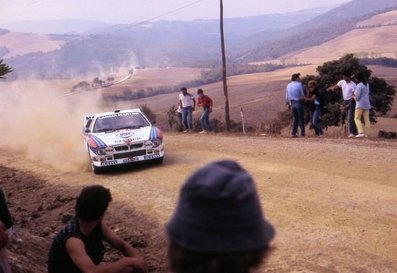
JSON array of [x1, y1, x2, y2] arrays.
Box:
[[196, 88, 213, 133], [285, 73, 306, 137], [178, 87, 196, 132]]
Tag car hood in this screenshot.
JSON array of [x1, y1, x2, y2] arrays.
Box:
[[88, 126, 162, 148]]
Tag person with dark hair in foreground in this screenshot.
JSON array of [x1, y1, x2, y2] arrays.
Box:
[[48, 185, 146, 273], [0, 188, 12, 273], [166, 160, 275, 273]]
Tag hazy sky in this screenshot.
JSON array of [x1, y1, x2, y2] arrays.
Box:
[[0, 0, 351, 24]]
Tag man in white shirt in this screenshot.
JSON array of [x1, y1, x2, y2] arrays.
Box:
[[332, 71, 358, 137], [178, 87, 196, 132]]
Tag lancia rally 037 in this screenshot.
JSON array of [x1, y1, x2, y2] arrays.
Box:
[[83, 109, 164, 174]]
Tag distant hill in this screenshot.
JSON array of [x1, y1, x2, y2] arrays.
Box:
[[3, 1, 397, 79], [240, 0, 397, 62], [2, 8, 327, 78], [268, 10, 397, 66], [0, 30, 64, 59], [0, 19, 111, 34]]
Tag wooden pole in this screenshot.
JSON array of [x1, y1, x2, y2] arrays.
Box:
[[220, 0, 231, 131]]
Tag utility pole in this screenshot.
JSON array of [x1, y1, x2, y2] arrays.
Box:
[[220, 0, 231, 131]]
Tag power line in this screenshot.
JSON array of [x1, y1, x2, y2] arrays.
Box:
[[113, 0, 208, 33], [141, 0, 207, 22]]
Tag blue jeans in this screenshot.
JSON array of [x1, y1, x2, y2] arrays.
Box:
[[182, 106, 193, 130], [312, 105, 323, 136], [344, 99, 357, 135], [200, 107, 212, 131], [291, 101, 305, 136]]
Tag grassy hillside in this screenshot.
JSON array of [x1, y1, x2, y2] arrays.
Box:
[[0, 31, 64, 59], [261, 11, 397, 65], [241, 0, 397, 62]]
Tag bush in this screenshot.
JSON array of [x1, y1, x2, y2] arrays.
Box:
[[305, 54, 395, 128], [139, 104, 156, 123], [260, 109, 291, 135]]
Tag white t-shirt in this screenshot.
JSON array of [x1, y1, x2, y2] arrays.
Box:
[[179, 93, 194, 108], [337, 80, 356, 100]]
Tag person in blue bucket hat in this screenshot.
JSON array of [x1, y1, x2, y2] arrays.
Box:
[[166, 160, 275, 273]]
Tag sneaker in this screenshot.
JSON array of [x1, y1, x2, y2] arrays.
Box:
[[291, 135, 298, 138], [355, 133, 365, 138], [348, 134, 355, 138], [199, 130, 207, 134], [183, 129, 189, 133]]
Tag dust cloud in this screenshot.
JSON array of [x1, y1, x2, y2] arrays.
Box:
[[0, 80, 107, 173]]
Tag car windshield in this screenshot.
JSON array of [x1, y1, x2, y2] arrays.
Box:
[[92, 112, 150, 133]]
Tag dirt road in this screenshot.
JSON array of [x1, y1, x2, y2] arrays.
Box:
[[1, 133, 396, 273]]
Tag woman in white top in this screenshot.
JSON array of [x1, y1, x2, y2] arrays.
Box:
[[354, 72, 371, 138]]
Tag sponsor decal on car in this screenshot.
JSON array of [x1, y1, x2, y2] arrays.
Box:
[[150, 127, 163, 140], [118, 132, 133, 138], [87, 135, 107, 149]]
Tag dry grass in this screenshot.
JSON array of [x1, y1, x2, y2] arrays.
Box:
[[0, 32, 64, 58], [256, 11, 397, 66], [357, 10, 397, 27]]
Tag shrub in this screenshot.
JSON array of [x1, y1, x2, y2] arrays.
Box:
[[260, 109, 291, 135], [139, 104, 156, 123]]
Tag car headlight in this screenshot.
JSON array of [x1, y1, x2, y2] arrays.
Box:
[[97, 148, 107, 155], [97, 147, 113, 155], [152, 139, 162, 148], [145, 139, 162, 148]]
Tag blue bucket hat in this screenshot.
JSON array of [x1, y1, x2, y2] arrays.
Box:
[[166, 160, 275, 252]]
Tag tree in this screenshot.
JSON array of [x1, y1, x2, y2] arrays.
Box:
[[0, 59, 13, 79], [303, 54, 395, 129]]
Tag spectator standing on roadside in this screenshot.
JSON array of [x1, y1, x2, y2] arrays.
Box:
[[176, 105, 185, 132], [48, 185, 146, 273], [306, 80, 324, 137], [285, 73, 306, 137], [196, 88, 213, 133], [0, 188, 13, 273], [178, 87, 196, 133], [166, 160, 275, 273], [354, 72, 371, 138], [330, 71, 357, 137]]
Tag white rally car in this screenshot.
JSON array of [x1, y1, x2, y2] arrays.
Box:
[[83, 109, 164, 174]]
